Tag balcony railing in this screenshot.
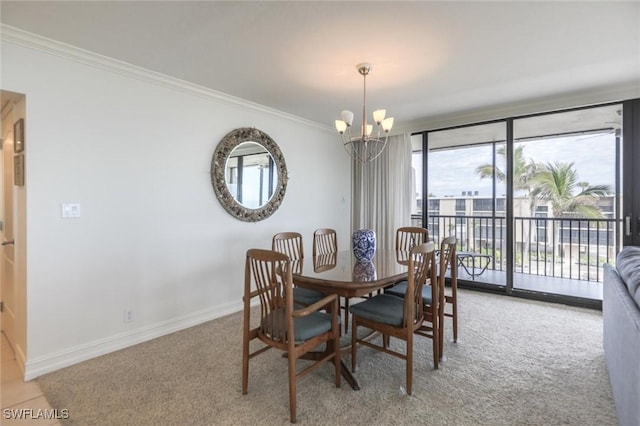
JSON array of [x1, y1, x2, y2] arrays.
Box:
[[412, 214, 618, 283]]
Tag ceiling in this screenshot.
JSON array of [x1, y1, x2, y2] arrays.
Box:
[[1, 1, 638, 131]]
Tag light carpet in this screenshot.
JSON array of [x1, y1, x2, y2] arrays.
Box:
[[37, 290, 617, 425]]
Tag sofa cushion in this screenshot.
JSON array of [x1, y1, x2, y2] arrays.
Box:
[[603, 262, 640, 426], [617, 246, 640, 308]]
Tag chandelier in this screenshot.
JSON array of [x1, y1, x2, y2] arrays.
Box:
[[335, 63, 394, 162]]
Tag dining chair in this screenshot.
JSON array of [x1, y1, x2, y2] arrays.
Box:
[[313, 228, 349, 332], [349, 242, 436, 395], [395, 226, 430, 254], [241, 248, 341, 423], [272, 232, 325, 306], [312, 228, 337, 257], [385, 236, 455, 369], [439, 236, 458, 345], [273, 232, 304, 260], [384, 225, 430, 305], [391, 226, 430, 282]]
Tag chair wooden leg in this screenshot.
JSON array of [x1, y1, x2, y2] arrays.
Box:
[[439, 318, 444, 361], [432, 310, 439, 370], [452, 309, 458, 342], [288, 352, 297, 423], [406, 333, 413, 395], [351, 317, 358, 372], [242, 342, 249, 394], [343, 298, 349, 334], [333, 312, 341, 388], [242, 311, 250, 394], [439, 293, 445, 361], [334, 350, 341, 388], [433, 339, 439, 369], [452, 291, 458, 343]]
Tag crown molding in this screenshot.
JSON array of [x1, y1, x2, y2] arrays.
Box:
[[0, 25, 331, 131], [5, 24, 635, 138]]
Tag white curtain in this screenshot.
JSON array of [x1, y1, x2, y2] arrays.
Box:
[[352, 133, 413, 251]]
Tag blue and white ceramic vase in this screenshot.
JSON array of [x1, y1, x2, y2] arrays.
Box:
[[352, 229, 376, 262]]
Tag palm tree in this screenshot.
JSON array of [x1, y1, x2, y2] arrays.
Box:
[[530, 161, 612, 257], [475, 145, 539, 259], [530, 161, 611, 218], [476, 145, 538, 198]]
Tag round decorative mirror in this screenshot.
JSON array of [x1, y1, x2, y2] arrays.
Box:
[[211, 128, 288, 222]]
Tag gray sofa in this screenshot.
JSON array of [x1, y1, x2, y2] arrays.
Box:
[[604, 246, 640, 426]]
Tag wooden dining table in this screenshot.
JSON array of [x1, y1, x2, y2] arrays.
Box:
[[292, 249, 410, 390]]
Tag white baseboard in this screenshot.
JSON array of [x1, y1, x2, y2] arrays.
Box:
[[23, 301, 242, 381]]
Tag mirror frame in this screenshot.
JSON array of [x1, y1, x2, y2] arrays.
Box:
[[211, 127, 288, 222]]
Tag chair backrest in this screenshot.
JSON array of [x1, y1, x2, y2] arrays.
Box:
[[244, 248, 293, 343], [313, 228, 337, 256], [272, 232, 304, 261], [405, 241, 437, 327], [439, 236, 457, 283], [396, 227, 429, 263], [396, 227, 429, 252]]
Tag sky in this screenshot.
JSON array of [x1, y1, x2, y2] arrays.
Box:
[[416, 134, 617, 199]]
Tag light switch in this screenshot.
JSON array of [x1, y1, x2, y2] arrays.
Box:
[[61, 203, 81, 218]]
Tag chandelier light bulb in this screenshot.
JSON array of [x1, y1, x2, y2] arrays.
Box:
[[341, 110, 354, 127], [373, 109, 386, 125], [335, 120, 347, 134], [364, 124, 373, 137], [382, 117, 394, 132]]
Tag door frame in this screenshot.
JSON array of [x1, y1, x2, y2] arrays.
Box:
[[0, 90, 27, 376], [622, 98, 640, 246]]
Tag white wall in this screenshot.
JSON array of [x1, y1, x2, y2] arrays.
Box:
[[1, 33, 351, 379]]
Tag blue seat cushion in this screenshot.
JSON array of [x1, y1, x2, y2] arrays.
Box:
[[349, 294, 405, 327], [385, 280, 432, 304], [262, 308, 334, 341], [293, 287, 326, 305]]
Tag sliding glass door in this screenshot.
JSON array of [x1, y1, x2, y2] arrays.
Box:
[[422, 121, 507, 290], [511, 104, 621, 300], [413, 102, 625, 306]]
